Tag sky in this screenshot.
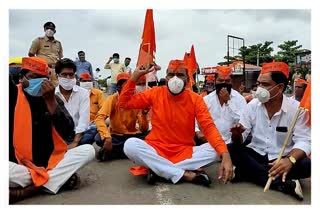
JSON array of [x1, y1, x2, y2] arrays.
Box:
[[9, 9, 311, 78]]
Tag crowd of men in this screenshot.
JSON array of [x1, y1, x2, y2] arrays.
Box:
[[8, 21, 311, 204]]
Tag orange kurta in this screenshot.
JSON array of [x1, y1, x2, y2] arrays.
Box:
[[118, 79, 228, 163], [89, 88, 105, 123], [95, 93, 149, 140]]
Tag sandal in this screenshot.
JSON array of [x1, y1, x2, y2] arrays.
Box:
[[61, 173, 81, 191]]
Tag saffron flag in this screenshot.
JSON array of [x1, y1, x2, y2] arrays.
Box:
[[299, 77, 311, 127], [136, 9, 156, 68], [183, 45, 198, 89]]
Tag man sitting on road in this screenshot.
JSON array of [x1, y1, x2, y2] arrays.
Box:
[[95, 73, 149, 161], [195, 66, 247, 146], [229, 61, 311, 201], [9, 57, 95, 204], [78, 72, 106, 145], [118, 60, 233, 186]]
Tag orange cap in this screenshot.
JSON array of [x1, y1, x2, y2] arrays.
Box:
[[261, 61, 289, 78], [21, 57, 49, 76], [79, 72, 92, 80], [205, 75, 215, 81], [167, 60, 187, 73], [296, 78, 307, 85], [116, 72, 131, 82], [216, 66, 232, 78]]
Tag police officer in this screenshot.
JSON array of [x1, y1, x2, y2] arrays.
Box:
[[28, 21, 63, 86]]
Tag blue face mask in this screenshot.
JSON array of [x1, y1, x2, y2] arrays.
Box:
[[23, 78, 46, 97]]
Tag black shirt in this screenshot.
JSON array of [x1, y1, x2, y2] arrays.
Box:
[[9, 77, 75, 168]]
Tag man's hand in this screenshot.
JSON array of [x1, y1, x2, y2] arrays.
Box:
[[230, 123, 246, 144], [195, 131, 207, 144], [42, 79, 56, 102], [103, 137, 113, 152], [268, 158, 293, 182], [218, 88, 230, 104], [42, 79, 58, 114], [218, 152, 233, 184], [67, 142, 78, 150], [131, 65, 155, 82]]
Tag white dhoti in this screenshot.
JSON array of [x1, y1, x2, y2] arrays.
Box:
[[123, 138, 220, 184], [9, 144, 95, 194]]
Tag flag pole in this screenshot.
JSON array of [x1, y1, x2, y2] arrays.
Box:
[[145, 43, 151, 88], [263, 107, 303, 192]]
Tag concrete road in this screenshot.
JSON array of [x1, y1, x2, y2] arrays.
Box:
[[16, 148, 311, 205]]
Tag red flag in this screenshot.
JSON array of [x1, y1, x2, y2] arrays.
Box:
[[299, 77, 311, 126], [137, 9, 156, 67]]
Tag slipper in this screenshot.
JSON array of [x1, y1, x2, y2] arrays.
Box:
[[61, 173, 81, 191]]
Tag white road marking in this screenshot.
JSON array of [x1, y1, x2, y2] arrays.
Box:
[[155, 183, 175, 205]]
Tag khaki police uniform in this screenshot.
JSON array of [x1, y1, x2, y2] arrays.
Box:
[[29, 36, 63, 86]]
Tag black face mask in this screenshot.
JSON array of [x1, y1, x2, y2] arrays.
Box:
[[215, 83, 232, 95]]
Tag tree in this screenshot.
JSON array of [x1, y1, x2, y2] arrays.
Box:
[[217, 41, 274, 66], [274, 40, 302, 65]]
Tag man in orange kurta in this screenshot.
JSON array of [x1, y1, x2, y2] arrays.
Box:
[[118, 60, 233, 186]]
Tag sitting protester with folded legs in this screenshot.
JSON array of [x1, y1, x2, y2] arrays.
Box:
[[229, 61, 311, 201], [118, 60, 233, 186], [95, 73, 149, 161], [9, 57, 95, 204]]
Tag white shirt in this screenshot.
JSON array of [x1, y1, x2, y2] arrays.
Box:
[[240, 95, 311, 160], [124, 65, 132, 74], [195, 89, 247, 144], [55, 85, 90, 134]]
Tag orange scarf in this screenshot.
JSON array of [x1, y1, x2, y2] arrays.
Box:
[[13, 84, 67, 187]]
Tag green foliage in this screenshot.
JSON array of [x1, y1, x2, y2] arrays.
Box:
[[274, 40, 302, 64]]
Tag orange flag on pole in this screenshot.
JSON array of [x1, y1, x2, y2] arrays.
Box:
[[299, 77, 311, 126], [183, 45, 197, 89], [137, 9, 156, 68]]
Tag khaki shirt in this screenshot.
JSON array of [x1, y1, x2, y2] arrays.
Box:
[[104, 63, 125, 83], [29, 36, 63, 65]]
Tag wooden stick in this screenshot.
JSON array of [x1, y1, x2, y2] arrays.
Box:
[[263, 107, 303, 192], [146, 43, 151, 88]]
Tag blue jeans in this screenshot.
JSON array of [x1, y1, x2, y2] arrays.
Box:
[[109, 83, 117, 95], [78, 124, 98, 146]]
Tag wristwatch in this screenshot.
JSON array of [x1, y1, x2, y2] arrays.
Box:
[[288, 156, 297, 165]]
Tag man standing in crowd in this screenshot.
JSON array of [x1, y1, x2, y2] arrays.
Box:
[[104, 53, 126, 94], [124, 57, 132, 74], [118, 60, 233, 186], [9, 57, 94, 203], [229, 61, 311, 200], [75, 51, 93, 80], [28, 21, 63, 86], [95, 73, 149, 161], [195, 66, 247, 146], [54, 58, 90, 148]]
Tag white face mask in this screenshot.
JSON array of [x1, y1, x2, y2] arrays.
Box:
[[255, 85, 279, 103], [135, 85, 146, 93], [167, 76, 185, 95], [80, 82, 93, 91], [45, 29, 55, 37], [58, 77, 76, 90]]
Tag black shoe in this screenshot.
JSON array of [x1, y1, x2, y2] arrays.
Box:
[[279, 179, 304, 201], [191, 171, 212, 187], [147, 170, 158, 185], [96, 148, 112, 162]]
